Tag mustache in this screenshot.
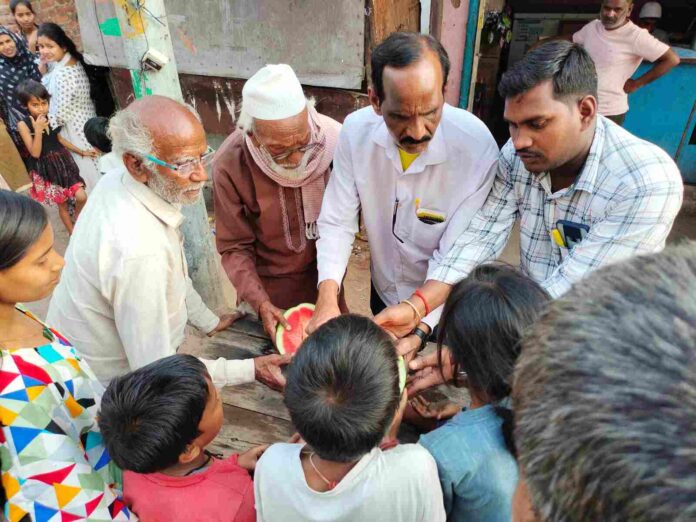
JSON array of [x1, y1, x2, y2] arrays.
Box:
[[516, 148, 543, 158], [400, 135, 432, 146]]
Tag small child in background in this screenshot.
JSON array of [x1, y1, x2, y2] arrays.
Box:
[[16, 79, 87, 234], [254, 314, 446, 522], [98, 354, 264, 522], [417, 264, 550, 522], [83, 116, 121, 175]]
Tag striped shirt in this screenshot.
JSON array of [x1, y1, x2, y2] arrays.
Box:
[[429, 116, 683, 297]]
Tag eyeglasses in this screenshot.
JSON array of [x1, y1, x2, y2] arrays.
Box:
[[261, 142, 317, 163], [146, 146, 216, 178]]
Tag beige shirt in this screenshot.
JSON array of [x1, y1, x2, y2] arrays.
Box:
[[47, 167, 255, 386]]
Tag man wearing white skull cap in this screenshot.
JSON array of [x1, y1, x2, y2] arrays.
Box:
[[638, 2, 669, 44], [213, 64, 343, 340]]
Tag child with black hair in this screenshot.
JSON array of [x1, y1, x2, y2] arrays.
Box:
[[416, 264, 550, 522], [254, 314, 446, 521], [83, 116, 121, 175], [10, 0, 40, 54], [98, 354, 265, 521], [16, 78, 87, 234]]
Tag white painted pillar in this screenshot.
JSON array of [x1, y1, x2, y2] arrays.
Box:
[[111, 0, 228, 313]]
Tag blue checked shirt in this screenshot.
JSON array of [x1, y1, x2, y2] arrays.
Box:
[[429, 116, 683, 297]]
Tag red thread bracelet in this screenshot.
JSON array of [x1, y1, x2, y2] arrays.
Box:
[[413, 290, 430, 316]]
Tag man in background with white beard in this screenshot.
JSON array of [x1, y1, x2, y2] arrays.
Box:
[[213, 64, 343, 340]]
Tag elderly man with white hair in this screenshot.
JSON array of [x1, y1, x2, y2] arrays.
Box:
[[47, 95, 290, 389], [213, 64, 343, 339]]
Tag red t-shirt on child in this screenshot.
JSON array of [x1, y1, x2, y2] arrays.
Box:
[[123, 454, 255, 522]]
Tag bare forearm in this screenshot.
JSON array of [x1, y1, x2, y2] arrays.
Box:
[[636, 50, 680, 88], [57, 134, 82, 156], [29, 134, 43, 158], [316, 280, 340, 307], [418, 280, 452, 315]]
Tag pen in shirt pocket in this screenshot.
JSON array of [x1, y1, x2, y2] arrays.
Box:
[[414, 197, 446, 225]]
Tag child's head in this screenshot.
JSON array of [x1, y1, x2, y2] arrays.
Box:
[[10, 0, 36, 33], [17, 79, 49, 118], [83, 116, 112, 153], [438, 264, 550, 402], [0, 190, 63, 305], [284, 314, 401, 463], [98, 354, 224, 473]]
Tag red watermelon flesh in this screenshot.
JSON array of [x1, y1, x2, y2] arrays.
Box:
[[275, 303, 315, 354]]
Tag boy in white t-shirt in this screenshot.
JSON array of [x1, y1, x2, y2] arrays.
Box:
[[572, 0, 679, 125], [254, 314, 446, 522]]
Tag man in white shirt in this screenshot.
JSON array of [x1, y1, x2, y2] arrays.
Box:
[[308, 32, 499, 355], [47, 95, 289, 388]]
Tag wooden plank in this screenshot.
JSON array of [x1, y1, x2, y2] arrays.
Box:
[[220, 382, 291, 422], [229, 317, 269, 340], [202, 330, 273, 360], [210, 403, 295, 455]]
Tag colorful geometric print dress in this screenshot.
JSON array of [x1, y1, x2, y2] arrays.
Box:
[[0, 307, 132, 521]]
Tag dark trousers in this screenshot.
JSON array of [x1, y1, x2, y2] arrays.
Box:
[[606, 112, 627, 126]]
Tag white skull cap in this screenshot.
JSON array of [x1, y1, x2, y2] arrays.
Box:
[[242, 64, 306, 121]]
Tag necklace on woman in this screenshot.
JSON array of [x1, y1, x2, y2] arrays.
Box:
[[308, 452, 338, 490]]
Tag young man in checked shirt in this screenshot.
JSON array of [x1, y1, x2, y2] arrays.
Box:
[[375, 40, 683, 361]]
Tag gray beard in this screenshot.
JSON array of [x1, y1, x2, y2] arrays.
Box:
[[264, 148, 312, 181], [147, 169, 203, 205]]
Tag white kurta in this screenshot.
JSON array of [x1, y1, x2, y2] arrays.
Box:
[[47, 167, 255, 387]]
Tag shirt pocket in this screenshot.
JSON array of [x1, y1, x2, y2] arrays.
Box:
[[407, 215, 448, 252]]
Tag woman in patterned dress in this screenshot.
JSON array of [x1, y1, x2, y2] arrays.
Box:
[[0, 190, 132, 521], [37, 23, 100, 193]]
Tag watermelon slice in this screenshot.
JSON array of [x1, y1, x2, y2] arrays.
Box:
[[398, 356, 406, 393], [275, 303, 315, 355]]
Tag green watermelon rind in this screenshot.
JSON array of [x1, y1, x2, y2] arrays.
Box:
[[275, 303, 315, 354], [398, 356, 406, 393]]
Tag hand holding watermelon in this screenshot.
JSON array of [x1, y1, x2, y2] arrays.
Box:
[[275, 304, 315, 355], [259, 300, 291, 340]]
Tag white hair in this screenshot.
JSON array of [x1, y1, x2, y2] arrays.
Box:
[[236, 97, 316, 133], [107, 101, 202, 159]]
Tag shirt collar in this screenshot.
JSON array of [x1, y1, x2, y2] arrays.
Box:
[[570, 117, 606, 195], [371, 104, 449, 173], [121, 168, 184, 229], [532, 116, 605, 197]]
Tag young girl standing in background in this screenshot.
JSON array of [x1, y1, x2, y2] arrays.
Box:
[[38, 23, 100, 192], [16, 79, 87, 234], [10, 0, 40, 54]]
